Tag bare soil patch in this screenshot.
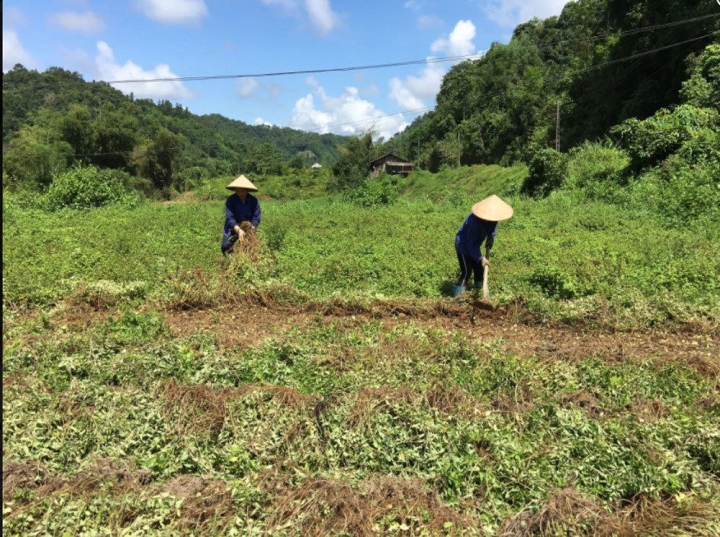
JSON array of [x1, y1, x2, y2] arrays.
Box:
[[10, 298, 718, 379], [159, 301, 719, 378]]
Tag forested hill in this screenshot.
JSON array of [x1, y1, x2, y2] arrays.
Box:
[[2, 65, 346, 194], [383, 0, 719, 170]]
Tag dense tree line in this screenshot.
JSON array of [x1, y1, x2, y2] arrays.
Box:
[[2, 66, 346, 197], [383, 0, 719, 170]]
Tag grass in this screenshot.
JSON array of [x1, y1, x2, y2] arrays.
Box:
[[3, 163, 720, 534], [2, 310, 719, 535], [4, 164, 719, 329]]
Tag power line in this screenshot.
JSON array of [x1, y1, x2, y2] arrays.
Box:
[[3, 13, 717, 90], [57, 28, 719, 156], [573, 31, 719, 74], [6, 23, 718, 160]]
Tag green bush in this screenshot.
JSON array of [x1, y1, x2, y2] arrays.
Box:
[[611, 105, 720, 173], [521, 148, 568, 198], [44, 165, 138, 210], [654, 158, 720, 224], [565, 142, 630, 201], [341, 176, 399, 208]]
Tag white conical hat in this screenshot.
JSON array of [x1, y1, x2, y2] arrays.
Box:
[[226, 175, 258, 192], [471, 195, 514, 221]]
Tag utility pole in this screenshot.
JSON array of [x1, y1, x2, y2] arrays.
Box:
[[555, 101, 561, 152], [457, 131, 461, 167]]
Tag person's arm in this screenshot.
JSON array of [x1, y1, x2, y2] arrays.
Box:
[[485, 223, 497, 259], [251, 199, 261, 228], [225, 198, 238, 230], [467, 217, 483, 263]]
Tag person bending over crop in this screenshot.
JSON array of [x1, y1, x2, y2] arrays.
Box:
[[221, 175, 262, 255], [453, 195, 513, 298]]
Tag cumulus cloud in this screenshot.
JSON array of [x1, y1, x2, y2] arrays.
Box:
[[261, 0, 339, 35], [485, 0, 572, 27], [94, 41, 194, 99], [305, 0, 339, 34], [134, 0, 208, 25], [290, 78, 408, 140], [254, 117, 274, 126], [388, 20, 478, 111], [3, 30, 38, 72], [431, 19, 476, 57], [49, 11, 105, 33]]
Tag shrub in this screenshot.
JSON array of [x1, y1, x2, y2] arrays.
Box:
[[565, 142, 629, 195], [521, 148, 568, 198], [342, 177, 399, 208], [45, 165, 138, 210], [611, 105, 720, 173], [654, 158, 720, 224]]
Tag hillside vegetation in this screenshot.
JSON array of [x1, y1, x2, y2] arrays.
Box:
[[3, 1, 720, 535], [2, 67, 346, 199]]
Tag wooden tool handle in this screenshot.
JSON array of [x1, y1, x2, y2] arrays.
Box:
[[482, 264, 490, 300]]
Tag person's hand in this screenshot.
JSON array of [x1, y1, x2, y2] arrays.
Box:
[[233, 225, 241, 235], [481, 258, 490, 268]]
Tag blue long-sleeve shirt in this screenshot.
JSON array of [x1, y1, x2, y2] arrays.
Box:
[[224, 194, 261, 234], [455, 213, 497, 262]]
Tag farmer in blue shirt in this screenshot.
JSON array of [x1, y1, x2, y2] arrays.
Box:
[[453, 195, 514, 297], [221, 175, 262, 255]]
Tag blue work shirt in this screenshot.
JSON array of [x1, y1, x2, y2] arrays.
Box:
[[224, 193, 261, 234], [455, 213, 497, 262]]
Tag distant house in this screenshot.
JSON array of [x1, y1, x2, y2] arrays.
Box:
[[369, 153, 414, 178], [311, 162, 322, 169]]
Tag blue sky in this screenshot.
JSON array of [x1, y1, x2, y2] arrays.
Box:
[[3, 0, 571, 139]]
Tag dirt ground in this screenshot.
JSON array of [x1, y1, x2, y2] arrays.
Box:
[[5, 299, 718, 379], [158, 300, 719, 378]]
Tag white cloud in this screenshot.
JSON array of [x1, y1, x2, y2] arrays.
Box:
[[3, 30, 38, 72], [237, 78, 259, 98], [485, 0, 572, 27], [404, 0, 421, 9], [305, 0, 339, 35], [388, 59, 446, 110], [49, 11, 105, 33], [94, 41, 194, 99], [431, 20, 476, 57], [261, 0, 339, 35], [388, 20, 479, 111], [254, 117, 274, 126], [134, 0, 208, 25], [389, 78, 424, 110], [290, 78, 408, 140]]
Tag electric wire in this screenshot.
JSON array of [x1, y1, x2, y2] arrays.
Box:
[[3, 13, 717, 90], [6, 26, 718, 154]]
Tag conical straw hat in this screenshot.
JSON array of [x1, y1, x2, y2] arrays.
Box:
[[226, 175, 258, 192], [471, 195, 514, 221]]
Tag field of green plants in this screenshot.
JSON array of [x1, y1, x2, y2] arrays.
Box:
[[3, 164, 720, 535]]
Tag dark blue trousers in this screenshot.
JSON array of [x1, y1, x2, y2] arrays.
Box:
[[456, 249, 483, 288]]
